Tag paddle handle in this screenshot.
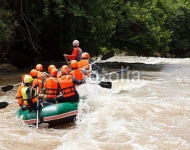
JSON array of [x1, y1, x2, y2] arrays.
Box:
[[64, 54, 69, 64], [36, 87, 39, 128], [14, 83, 22, 86]]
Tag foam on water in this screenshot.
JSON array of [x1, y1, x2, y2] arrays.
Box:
[[106, 55, 190, 65], [56, 60, 190, 149]]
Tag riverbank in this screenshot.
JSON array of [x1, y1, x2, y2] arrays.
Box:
[[0, 64, 18, 73]]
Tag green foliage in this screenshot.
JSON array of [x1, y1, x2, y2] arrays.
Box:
[[0, 8, 16, 46], [110, 0, 173, 56], [1, 0, 190, 60]]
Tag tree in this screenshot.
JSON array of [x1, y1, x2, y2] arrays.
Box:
[[111, 0, 172, 56], [0, 6, 17, 63]]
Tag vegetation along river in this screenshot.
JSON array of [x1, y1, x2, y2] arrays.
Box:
[[0, 55, 190, 150]]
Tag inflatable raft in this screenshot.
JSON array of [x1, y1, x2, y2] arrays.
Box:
[[16, 102, 78, 127]]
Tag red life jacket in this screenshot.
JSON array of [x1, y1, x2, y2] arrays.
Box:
[[66, 47, 82, 61]]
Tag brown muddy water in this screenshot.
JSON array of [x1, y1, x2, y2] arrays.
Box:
[[0, 56, 190, 150]]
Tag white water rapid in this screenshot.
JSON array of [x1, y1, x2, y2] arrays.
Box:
[[1, 56, 190, 150]]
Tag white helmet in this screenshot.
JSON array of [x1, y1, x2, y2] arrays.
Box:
[[72, 40, 79, 47]]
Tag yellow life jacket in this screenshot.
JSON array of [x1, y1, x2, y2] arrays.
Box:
[[21, 86, 37, 107]]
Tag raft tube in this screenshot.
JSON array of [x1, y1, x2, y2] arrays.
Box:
[[16, 102, 78, 127]]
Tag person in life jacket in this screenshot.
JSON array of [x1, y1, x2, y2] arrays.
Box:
[[21, 75, 40, 111], [56, 65, 82, 103], [36, 64, 46, 83], [30, 69, 43, 93], [78, 52, 92, 76], [42, 68, 59, 104], [47, 64, 56, 74], [57, 65, 70, 78], [15, 74, 27, 109], [64, 40, 83, 62], [42, 64, 56, 79], [69, 60, 85, 86]]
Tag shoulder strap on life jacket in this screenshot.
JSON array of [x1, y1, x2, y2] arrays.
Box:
[[77, 48, 83, 61]]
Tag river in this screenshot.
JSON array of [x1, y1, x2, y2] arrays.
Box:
[[0, 56, 190, 150]]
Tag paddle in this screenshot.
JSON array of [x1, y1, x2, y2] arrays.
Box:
[[36, 86, 39, 128], [1, 73, 48, 93], [92, 51, 114, 64], [87, 81, 112, 89], [63, 54, 69, 64], [0, 102, 17, 109], [1, 83, 22, 92], [99, 81, 112, 89], [99, 51, 114, 61], [90, 51, 115, 75]]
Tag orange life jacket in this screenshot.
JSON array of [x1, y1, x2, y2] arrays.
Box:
[[70, 69, 85, 85], [44, 77, 59, 98], [32, 78, 42, 93], [78, 59, 90, 76], [17, 84, 24, 107], [37, 71, 45, 82], [58, 75, 76, 98], [57, 73, 62, 78], [78, 59, 89, 69]]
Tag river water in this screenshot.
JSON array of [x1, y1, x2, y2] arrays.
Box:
[[0, 56, 190, 150]]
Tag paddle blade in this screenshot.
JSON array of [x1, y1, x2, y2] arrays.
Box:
[[101, 51, 114, 60], [1, 85, 14, 92], [99, 81, 112, 89], [0, 102, 9, 109]]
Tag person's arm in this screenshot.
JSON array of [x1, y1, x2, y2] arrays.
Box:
[[41, 80, 46, 94], [89, 60, 103, 74], [15, 93, 18, 99], [81, 64, 92, 75], [72, 76, 85, 85], [65, 48, 78, 60]]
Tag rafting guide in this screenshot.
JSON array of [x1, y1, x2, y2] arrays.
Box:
[[64, 40, 83, 62]]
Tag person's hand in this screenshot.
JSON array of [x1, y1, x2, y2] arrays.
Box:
[[21, 105, 27, 111], [36, 105, 41, 110], [38, 94, 45, 100], [83, 66, 90, 70], [64, 54, 68, 57], [33, 84, 39, 88]]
